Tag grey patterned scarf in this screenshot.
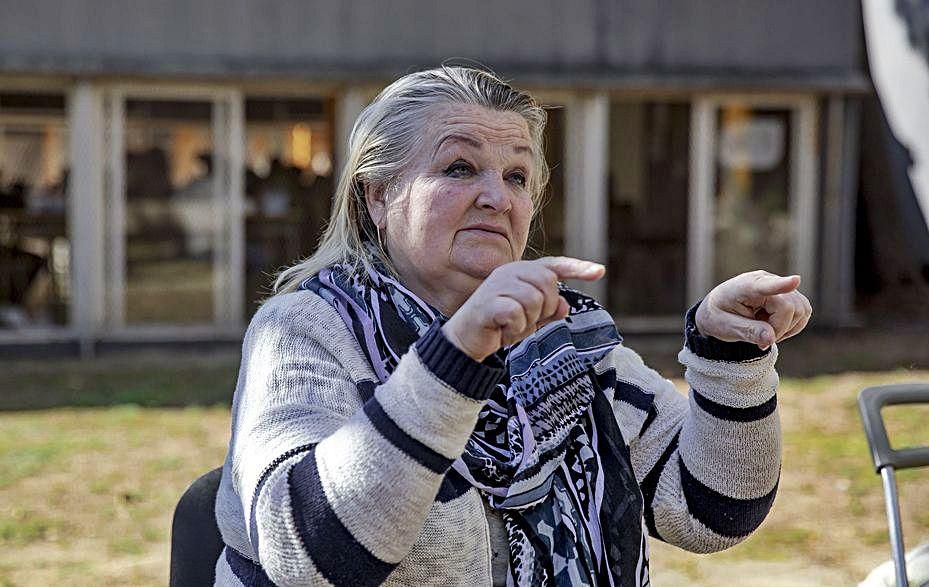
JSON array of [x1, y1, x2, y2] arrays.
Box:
[[302, 259, 648, 586]]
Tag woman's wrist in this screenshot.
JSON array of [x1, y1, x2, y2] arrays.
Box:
[[417, 322, 503, 401], [440, 321, 488, 362], [685, 302, 771, 362]]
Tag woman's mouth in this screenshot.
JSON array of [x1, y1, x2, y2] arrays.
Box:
[[460, 225, 508, 240]]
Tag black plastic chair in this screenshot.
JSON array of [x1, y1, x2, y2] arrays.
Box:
[[170, 467, 225, 587]]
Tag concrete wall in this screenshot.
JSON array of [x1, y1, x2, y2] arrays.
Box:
[[0, 0, 862, 84]]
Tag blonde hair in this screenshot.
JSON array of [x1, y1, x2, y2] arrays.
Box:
[[273, 65, 550, 294]]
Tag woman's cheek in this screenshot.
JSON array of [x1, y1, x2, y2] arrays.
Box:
[[511, 198, 533, 252], [431, 184, 471, 227]]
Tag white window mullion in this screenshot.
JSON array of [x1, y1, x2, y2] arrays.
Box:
[[791, 98, 819, 301], [226, 90, 245, 329], [335, 87, 369, 169], [210, 91, 245, 329], [211, 96, 229, 325], [106, 90, 126, 329], [68, 82, 106, 354], [688, 98, 717, 303], [564, 92, 609, 301]]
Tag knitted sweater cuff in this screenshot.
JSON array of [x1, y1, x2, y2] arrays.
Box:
[[684, 301, 771, 362], [414, 321, 504, 401]]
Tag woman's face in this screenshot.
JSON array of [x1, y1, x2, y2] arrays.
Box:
[[368, 104, 536, 314]]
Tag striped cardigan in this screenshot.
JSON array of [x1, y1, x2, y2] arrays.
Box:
[[214, 290, 781, 586]]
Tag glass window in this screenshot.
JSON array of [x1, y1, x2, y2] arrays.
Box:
[[607, 102, 690, 317], [123, 99, 216, 324], [244, 97, 333, 318], [0, 93, 70, 329], [533, 107, 566, 257], [713, 105, 791, 283]]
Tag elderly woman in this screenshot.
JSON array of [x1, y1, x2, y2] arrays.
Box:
[[214, 66, 811, 586]]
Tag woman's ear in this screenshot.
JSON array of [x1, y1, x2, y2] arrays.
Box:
[[364, 183, 388, 229]]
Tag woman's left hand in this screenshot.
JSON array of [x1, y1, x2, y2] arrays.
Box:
[[695, 270, 812, 349]]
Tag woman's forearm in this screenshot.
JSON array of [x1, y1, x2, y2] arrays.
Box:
[[243, 318, 499, 586], [603, 307, 781, 555], [642, 344, 781, 553]]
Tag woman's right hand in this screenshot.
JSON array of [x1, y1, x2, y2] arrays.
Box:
[[442, 257, 605, 362]]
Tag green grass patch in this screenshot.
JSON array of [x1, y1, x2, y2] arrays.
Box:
[[727, 525, 818, 561], [882, 404, 929, 450], [108, 537, 146, 556], [0, 443, 66, 489], [0, 510, 66, 546]]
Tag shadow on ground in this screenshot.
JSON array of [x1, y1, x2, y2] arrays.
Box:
[[0, 351, 240, 411]]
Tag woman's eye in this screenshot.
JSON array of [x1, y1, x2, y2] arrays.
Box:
[[508, 171, 528, 188], [444, 160, 474, 178]]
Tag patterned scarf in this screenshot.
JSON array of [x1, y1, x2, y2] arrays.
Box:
[[301, 259, 649, 586]]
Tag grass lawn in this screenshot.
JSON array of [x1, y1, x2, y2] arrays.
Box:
[[1, 354, 928, 586]]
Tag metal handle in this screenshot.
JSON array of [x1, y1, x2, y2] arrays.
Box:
[[858, 384, 929, 472], [858, 384, 929, 587]]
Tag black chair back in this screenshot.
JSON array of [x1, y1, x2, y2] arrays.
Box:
[[170, 467, 225, 587]]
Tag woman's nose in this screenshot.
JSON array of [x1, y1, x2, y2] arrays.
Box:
[[474, 173, 512, 213]]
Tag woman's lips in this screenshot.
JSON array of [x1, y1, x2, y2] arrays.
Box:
[[460, 227, 508, 241], [462, 223, 507, 236]]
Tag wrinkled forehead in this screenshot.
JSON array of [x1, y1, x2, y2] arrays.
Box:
[[423, 104, 535, 159]]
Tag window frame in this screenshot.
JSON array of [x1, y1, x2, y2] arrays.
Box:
[[689, 93, 819, 307], [101, 83, 245, 337]]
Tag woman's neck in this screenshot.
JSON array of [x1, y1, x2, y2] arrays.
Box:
[[391, 264, 478, 318]]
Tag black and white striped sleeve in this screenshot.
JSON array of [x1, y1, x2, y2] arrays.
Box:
[[224, 293, 502, 585], [607, 302, 781, 553]]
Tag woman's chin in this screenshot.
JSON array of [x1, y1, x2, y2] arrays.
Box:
[[450, 247, 514, 279]]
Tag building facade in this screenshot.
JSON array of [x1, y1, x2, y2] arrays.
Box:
[[0, 1, 876, 352]]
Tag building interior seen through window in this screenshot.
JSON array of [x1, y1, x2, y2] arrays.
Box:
[[714, 105, 792, 284], [244, 97, 333, 319], [607, 102, 690, 319], [0, 92, 69, 330], [118, 97, 336, 325], [533, 107, 566, 258], [122, 99, 217, 325]]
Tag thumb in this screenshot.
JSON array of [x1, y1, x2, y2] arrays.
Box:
[[752, 274, 801, 297], [719, 312, 777, 349]]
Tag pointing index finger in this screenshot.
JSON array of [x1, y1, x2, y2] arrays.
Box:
[[536, 256, 605, 281], [752, 274, 801, 297]]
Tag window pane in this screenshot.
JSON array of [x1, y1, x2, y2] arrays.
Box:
[[0, 93, 69, 329], [713, 106, 791, 283], [244, 97, 333, 318], [124, 99, 215, 324], [533, 107, 566, 257], [607, 102, 690, 317]]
